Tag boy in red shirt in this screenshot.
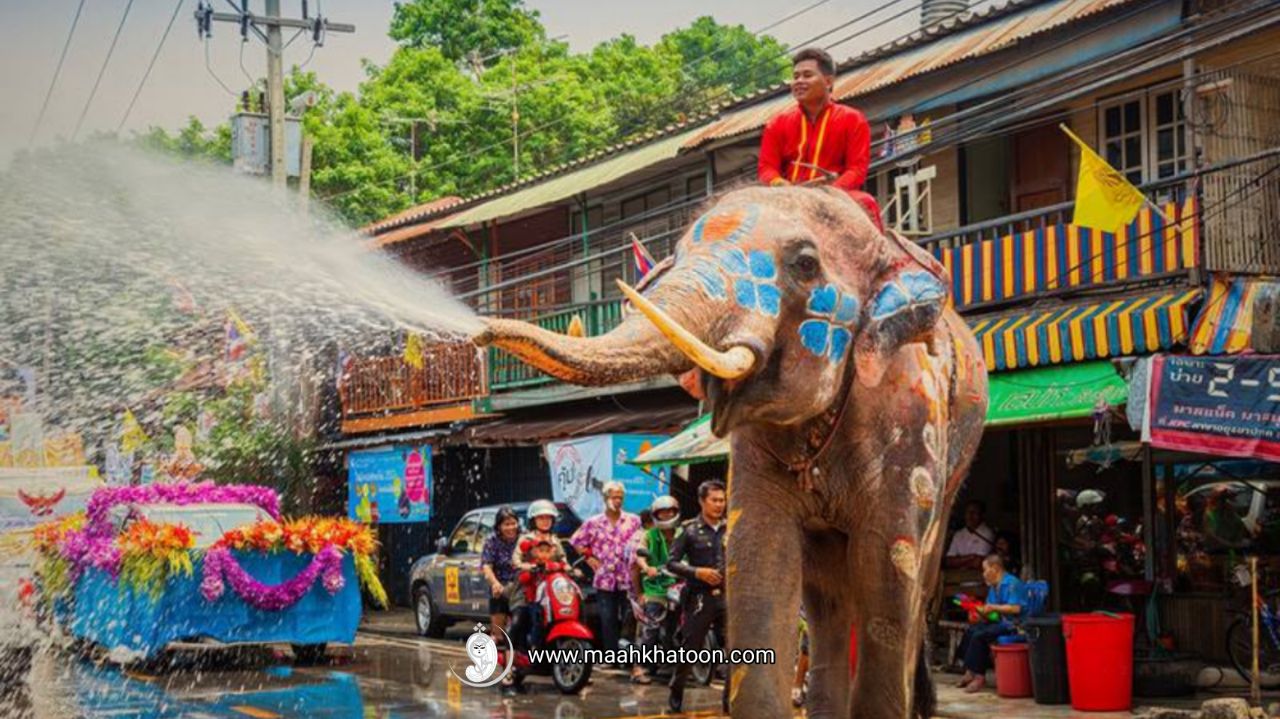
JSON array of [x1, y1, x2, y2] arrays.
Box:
[[758, 47, 883, 230]]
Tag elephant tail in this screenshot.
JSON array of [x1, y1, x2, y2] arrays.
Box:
[[912, 643, 937, 719]]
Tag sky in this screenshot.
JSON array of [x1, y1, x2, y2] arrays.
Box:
[[0, 0, 923, 163]]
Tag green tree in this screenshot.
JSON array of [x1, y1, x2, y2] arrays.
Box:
[[389, 0, 544, 65], [133, 116, 232, 164], [659, 16, 791, 103]]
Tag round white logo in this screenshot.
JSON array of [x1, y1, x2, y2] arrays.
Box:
[[451, 624, 514, 687]]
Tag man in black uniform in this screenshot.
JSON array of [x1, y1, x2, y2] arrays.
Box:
[[666, 479, 728, 713]]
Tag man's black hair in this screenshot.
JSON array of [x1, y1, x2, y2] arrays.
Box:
[[792, 47, 836, 76], [699, 479, 726, 499], [966, 499, 987, 515]]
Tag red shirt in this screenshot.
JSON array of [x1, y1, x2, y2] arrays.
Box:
[[758, 101, 871, 190]]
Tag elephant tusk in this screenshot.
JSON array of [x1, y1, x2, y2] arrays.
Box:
[[566, 315, 585, 338], [615, 279, 755, 380]]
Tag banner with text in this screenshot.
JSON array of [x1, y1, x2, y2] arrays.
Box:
[[1146, 355, 1280, 462], [347, 445, 433, 524], [545, 434, 668, 518]]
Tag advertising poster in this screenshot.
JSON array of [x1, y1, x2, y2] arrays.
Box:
[[545, 434, 669, 517], [1147, 355, 1280, 462], [348, 445, 433, 524]]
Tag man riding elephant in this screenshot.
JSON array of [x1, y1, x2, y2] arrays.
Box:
[[474, 184, 987, 719]]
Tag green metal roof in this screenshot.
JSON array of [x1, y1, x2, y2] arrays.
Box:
[[437, 129, 700, 229]]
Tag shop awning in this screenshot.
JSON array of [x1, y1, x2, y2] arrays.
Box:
[[1189, 275, 1280, 355], [969, 288, 1202, 372], [629, 361, 1130, 466], [986, 360, 1128, 427], [462, 404, 697, 447], [628, 415, 729, 467]]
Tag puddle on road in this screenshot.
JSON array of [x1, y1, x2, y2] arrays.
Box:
[[1, 641, 728, 718]]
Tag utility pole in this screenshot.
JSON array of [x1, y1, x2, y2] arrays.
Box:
[[265, 0, 285, 189], [196, 1, 353, 188]]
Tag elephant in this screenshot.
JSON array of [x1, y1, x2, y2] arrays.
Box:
[[473, 185, 988, 719]]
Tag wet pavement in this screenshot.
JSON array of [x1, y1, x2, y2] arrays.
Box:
[[0, 632, 733, 719], [1, 614, 1266, 718]]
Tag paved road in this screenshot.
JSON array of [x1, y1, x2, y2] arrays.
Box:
[[0, 631, 735, 719]]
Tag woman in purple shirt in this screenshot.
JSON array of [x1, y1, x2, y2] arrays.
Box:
[[481, 506, 522, 642]]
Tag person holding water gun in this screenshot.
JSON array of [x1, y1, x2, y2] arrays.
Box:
[[954, 555, 1026, 693]]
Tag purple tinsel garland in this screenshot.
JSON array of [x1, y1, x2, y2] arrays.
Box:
[[201, 545, 344, 611]]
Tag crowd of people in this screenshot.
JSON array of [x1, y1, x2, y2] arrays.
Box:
[[478, 479, 731, 712]]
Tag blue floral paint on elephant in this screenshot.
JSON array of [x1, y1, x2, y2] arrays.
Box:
[[799, 283, 861, 362], [870, 270, 946, 321], [686, 242, 780, 317]]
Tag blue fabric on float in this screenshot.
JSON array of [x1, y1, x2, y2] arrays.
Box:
[[70, 552, 360, 658]]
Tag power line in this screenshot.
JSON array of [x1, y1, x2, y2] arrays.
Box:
[[324, 0, 943, 202], [118, 0, 186, 133], [28, 0, 87, 148], [71, 0, 137, 142]]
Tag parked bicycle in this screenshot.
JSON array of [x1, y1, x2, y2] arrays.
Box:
[[1225, 565, 1280, 688]]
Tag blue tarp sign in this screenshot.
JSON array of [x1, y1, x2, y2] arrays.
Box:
[[347, 445, 432, 524]]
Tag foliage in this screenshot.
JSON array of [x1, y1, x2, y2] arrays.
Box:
[[658, 16, 791, 101], [389, 0, 544, 64], [133, 117, 232, 164], [116, 520, 196, 600]]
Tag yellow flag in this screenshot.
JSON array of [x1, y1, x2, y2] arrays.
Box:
[[403, 332, 425, 369], [121, 409, 149, 453], [1062, 124, 1146, 234]]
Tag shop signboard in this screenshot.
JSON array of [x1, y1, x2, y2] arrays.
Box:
[[347, 445, 432, 524], [1145, 355, 1280, 462], [545, 434, 668, 518]]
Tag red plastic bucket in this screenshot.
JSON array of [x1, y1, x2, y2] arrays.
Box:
[[992, 643, 1033, 698], [1062, 612, 1134, 711]]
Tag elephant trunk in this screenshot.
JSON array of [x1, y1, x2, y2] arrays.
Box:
[[473, 276, 755, 387]]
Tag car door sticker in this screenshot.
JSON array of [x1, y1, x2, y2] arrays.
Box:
[[445, 566, 461, 604]]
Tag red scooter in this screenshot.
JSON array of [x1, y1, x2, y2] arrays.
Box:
[[500, 556, 595, 694]]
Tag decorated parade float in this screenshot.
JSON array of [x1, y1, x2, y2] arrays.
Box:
[[31, 480, 385, 662]]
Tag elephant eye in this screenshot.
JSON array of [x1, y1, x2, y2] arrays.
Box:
[[792, 252, 820, 280]]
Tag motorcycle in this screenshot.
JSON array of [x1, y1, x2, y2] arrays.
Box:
[[500, 556, 595, 695], [629, 548, 718, 685]]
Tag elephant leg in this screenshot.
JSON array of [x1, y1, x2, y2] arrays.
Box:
[[725, 477, 802, 719], [801, 530, 852, 719], [848, 525, 930, 719]]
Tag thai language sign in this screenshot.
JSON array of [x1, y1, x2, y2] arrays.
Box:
[[544, 434, 668, 518], [347, 445, 432, 524], [1146, 355, 1280, 462]]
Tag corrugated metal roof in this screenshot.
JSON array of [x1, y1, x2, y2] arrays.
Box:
[[682, 0, 1137, 149], [363, 196, 464, 235], [368, 215, 457, 249], [436, 129, 700, 230]]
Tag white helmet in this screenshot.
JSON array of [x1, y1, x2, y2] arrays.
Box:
[[650, 495, 680, 530], [527, 499, 559, 527], [1077, 489, 1105, 508]]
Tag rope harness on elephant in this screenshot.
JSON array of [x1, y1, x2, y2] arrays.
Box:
[[751, 358, 857, 495]]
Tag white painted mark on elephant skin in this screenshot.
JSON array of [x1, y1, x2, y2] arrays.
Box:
[[866, 617, 904, 647], [889, 538, 918, 580], [908, 467, 935, 511]]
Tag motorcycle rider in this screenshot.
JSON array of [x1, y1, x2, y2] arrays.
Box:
[[666, 480, 729, 713], [505, 500, 565, 692], [633, 495, 682, 684]]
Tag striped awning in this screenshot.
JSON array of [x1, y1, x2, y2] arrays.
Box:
[[969, 288, 1202, 372], [1189, 275, 1280, 355]]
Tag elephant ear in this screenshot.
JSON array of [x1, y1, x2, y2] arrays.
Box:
[[853, 231, 950, 387]]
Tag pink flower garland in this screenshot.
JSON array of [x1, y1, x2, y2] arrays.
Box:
[[86, 481, 281, 525], [55, 482, 282, 581], [201, 546, 345, 611]]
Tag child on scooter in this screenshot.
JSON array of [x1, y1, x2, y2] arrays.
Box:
[[513, 536, 563, 650]]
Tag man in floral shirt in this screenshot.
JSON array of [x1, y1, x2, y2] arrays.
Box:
[[570, 481, 644, 681]]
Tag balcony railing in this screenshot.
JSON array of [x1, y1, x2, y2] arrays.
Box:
[[488, 299, 626, 391], [340, 341, 488, 418]]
